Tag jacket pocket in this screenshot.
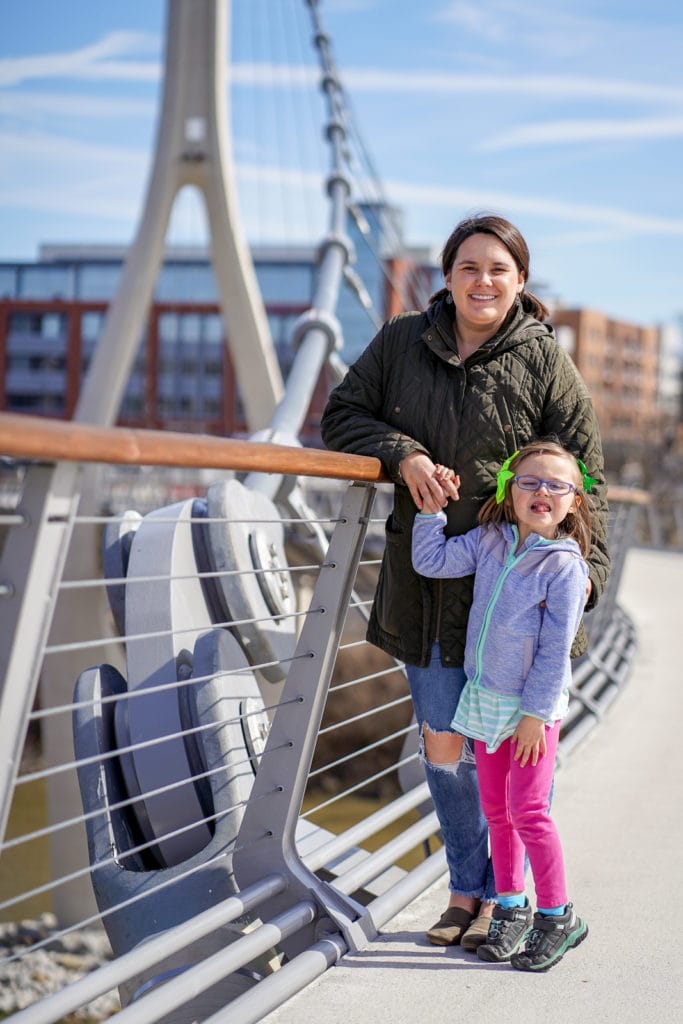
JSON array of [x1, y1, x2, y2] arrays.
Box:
[[374, 513, 415, 639], [521, 635, 535, 679]]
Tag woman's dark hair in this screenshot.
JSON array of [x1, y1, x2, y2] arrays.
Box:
[[478, 439, 594, 557], [429, 212, 549, 321]]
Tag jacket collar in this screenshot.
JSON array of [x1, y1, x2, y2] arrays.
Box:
[[423, 296, 551, 365], [501, 520, 581, 555]]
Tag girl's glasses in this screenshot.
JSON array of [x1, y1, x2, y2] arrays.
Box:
[[513, 475, 577, 496]]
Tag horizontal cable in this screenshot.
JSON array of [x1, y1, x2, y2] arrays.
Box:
[[43, 605, 320, 655], [302, 783, 430, 871], [328, 663, 407, 693], [71, 514, 342, 527], [17, 706, 298, 786], [332, 812, 440, 896], [0, 512, 27, 526], [29, 651, 313, 721], [0, 830, 276, 968], [4, 744, 267, 852], [103, 902, 319, 1024], [337, 638, 369, 652], [303, 751, 418, 818], [317, 693, 412, 736], [2, 875, 288, 1023], [0, 786, 277, 918], [59, 561, 327, 590], [307, 721, 415, 780]]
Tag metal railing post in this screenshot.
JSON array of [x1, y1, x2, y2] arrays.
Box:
[[233, 481, 378, 956], [0, 461, 81, 842]]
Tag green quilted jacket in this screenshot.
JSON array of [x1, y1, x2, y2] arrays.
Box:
[[321, 296, 610, 667]]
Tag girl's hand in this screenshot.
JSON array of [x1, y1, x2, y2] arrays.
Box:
[[434, 464, 460, 497], [399, 453, 460, 512], [512, 716, 547, 767]]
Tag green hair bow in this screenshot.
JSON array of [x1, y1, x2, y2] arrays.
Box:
[[496, 450, 597, 503], [495, 450, 519, 504], [577, 459, 598, 493]]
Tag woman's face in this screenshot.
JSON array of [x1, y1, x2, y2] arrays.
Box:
[[445, 233, 524, 337]]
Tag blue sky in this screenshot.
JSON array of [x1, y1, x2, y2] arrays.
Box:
[[2, 0, 683, 329]]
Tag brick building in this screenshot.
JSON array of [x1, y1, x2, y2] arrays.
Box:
[[552, 308, 661, 452]]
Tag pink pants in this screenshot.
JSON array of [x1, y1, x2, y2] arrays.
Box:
[[474, 721, 567, 909]]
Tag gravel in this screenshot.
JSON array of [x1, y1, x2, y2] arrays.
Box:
[[0, 915, 120, 1021]]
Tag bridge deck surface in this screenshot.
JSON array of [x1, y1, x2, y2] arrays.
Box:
[[265, 547, 683, 1024]]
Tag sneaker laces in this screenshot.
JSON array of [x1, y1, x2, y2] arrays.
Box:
[[488, 918, 505, 940], [524, 927, 544, 953]]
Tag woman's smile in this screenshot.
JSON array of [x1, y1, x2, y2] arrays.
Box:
[[446, 233, 524, 344]]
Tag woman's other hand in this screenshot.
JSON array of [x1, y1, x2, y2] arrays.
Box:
[[400, 453, 460, 512]]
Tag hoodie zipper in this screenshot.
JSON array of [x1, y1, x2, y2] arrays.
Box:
[[470, 529, 545, 686]]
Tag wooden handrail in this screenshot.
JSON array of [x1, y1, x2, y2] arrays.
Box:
[[0, 413, 650, 504], [0, 412, 388, 483], [602, 484, 649, 505]]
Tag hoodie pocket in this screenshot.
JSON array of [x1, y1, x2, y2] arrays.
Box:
[[522, 635, 535, 679]]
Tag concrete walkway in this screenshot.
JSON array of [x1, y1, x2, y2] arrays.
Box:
[[264, 548, 683, 1024]]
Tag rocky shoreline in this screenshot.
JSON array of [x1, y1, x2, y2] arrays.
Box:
[[0, 915, 119, 1021]]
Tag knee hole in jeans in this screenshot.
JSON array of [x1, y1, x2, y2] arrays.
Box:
[[420, 724, 475, 774]]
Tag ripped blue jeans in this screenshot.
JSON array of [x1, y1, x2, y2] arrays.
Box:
[[405, 643, 496, 901]]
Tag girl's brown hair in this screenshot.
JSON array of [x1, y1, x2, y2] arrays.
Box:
[[478, 440, 594, 557], [429, 212, 549, 321]]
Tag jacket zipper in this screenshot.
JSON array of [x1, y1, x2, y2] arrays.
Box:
[[471, 531, 544, 686], [434, 579, 443, 644]]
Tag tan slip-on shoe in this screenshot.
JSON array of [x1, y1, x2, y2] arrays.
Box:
[[460, 913, 493, 952], [426, 906, 474, 946]]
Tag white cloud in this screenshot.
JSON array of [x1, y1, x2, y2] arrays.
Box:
[[228, 62, 683, 106], [229, 64, 319, 88], [434, 0, 683, 66], [339, 67, 683, 105], [435, 0, 605, 48], [323, 0, 379, 11], [0, 129, 144, 167], [385, 178, 683, 237], [480, 115, 683, 151], [0, 91, 156, 120], [0, 32, 160, 87], [3, 128, 680, 243]]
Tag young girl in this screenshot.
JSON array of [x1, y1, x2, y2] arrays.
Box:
[[411, 440, 597, 971]]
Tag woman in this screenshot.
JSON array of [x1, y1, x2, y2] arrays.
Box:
[[320, 213, 610, 952]]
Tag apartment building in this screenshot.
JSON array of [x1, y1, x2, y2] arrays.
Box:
[[552, 308, 661, 450]]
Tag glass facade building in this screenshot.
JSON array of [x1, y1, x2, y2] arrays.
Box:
[[0, 205, 438, 443]]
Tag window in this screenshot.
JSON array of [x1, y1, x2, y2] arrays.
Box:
[[156, 264, 218, 302], [18, 266, 73, 300], [78, 263, 122, 300], [0, 266, 17, 298], [255, 263, 314, 305]]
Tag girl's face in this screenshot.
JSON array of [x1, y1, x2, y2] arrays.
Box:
[[510, 452, 581, 544], [445, 233, 524, 338]]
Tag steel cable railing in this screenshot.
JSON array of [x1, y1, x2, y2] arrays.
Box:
[[0, 412, 647, 1022]]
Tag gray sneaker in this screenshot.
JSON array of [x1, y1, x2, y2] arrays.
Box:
[[511, 902, 588, 972], [477, 901, 533, 963]]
